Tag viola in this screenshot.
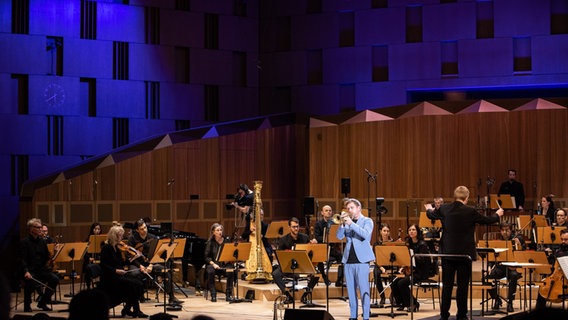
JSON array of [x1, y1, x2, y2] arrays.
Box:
[[117, 242, 147, 263]]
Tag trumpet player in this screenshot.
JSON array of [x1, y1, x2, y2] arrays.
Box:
[[336, 198, 374, 320]]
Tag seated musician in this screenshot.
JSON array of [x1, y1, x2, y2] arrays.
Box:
[[20, 218, 60, 312], [313, 205, 343, 286], [487, 221, 525, 312], [272, 217, 310, 303], [204, 223, 234, 302], [83, 222, 102, 289], [391, 224, 436, 312], [553, 208, 568, 227], [373, 223, 394, 307], [127, 219, 183, 305], [99, 225, 148, 318], [535, 229, 568, 309]]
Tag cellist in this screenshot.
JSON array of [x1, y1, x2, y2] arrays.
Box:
[[535, 229, 568, 309]]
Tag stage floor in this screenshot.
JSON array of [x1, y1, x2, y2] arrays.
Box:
[[10, 279, 541, 320]]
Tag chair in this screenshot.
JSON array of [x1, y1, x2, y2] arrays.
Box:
[[414, 277, 440, 309]]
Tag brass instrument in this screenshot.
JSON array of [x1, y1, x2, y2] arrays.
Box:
[[331, 213, 342, 225], [245, 180, 273, 282]]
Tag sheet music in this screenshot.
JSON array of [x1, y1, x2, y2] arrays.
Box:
[[558, 256, 568, 278]]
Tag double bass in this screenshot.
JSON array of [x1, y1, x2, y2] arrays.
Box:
[[245, 180, 273, 282]]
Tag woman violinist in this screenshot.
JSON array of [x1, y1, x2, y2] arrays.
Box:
[[390, 224, 436, 312], [99, 225, 148, 318], [373, 223, 395, 307], [535, 229, 568, 309]]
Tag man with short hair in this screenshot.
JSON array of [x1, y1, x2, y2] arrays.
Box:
[[555, 208, 567, 227], [337, 198, 375, 320], [498, 169, 525, 210], [427, 186, 503, 320], [20, 218, 60, 312]]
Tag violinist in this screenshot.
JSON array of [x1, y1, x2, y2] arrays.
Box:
[[204, 223, 234, 302], [535, 229, 568, 309], [390, 224, 434, 312], [127, 219, 183, 306], [487, 222, 524, 312], [41, 224, 56, 244], [99, 225, 147, 318], [373, 223, 394, 307], [20, 218, 60, 312], [83, 222, 102, 289]]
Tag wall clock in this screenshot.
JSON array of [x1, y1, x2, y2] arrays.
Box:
[[44, 83, 65, 107]]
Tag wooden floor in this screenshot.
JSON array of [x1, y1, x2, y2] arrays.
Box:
[[10, 281, 540, 320], [10, 261, 559, 320]]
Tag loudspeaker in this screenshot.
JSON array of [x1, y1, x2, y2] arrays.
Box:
[[303, 196, 315, 216], [284, 309, 335, 320], [341, 177, 350, 194]]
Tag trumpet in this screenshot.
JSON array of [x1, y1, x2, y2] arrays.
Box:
[[331, 213, 342, 225], [332, 211, 350, 225]]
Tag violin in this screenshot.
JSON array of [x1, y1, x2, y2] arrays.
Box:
[[117, 242, 147, 264]]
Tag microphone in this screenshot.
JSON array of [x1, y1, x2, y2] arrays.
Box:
[[167, 179, 175, 186], [537, 203, 542, 215]]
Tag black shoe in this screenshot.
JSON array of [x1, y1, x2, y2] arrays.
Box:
[[121, 308, 135, 317], [211, 295, 217, 302], [396, 306, 405, 311], [407, 301, 419, 312], [492, 298, 502, 310], [37, 302, 52, 311], [169, 297, 184, 304], [378, 297, 385, 307], [24, 305, 32, 312], [225, 295, 234, 302], [133, 311, 148, 318], [507, 302, 514, 313]]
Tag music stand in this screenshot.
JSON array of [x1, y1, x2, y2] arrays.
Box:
[[87, 234, 106, 261], [418, 212, 442, 229], [265, 221, 290, 238], [151, 242, 179, 318], [490, 194, 516, 209], [275, 250, 316, 310], [374, 245, 410, 317], [517, 215, 547, 229], [294, 244, 328, 308], [326, 224, 347, 301], [55, 242, 88, 298], [217, 241, 252, 303], [537, 226, 567, 245]]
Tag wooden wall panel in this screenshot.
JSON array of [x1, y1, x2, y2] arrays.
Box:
[[28, 111, 568, 241]]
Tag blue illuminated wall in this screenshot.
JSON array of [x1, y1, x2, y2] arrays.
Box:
[[1, 0, 568, 246]]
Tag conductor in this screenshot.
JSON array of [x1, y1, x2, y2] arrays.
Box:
[[426, 186, 503, 320]]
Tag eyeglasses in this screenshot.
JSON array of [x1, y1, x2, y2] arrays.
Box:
[[290, 225, 300, 229]]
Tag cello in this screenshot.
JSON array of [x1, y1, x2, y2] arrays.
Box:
[[539, 260, 567, 303]]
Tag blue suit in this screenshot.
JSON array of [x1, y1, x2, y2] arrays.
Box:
[[337, 214, 374, 319]]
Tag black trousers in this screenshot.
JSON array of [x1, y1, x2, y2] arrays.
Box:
[[441, 258, 471, 320], [205, 265, 234, 295], [24, 270, 59, 306]]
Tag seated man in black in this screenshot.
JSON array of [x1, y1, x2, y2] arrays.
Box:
[[128, 219, 183, 305], [272, 217, 311, 303], [488, 222, 525, 312], [312, 205, 343, 286], [20, 218, 60, 312]]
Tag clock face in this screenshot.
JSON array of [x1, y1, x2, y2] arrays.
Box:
[[44, 83, 65, 107]]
